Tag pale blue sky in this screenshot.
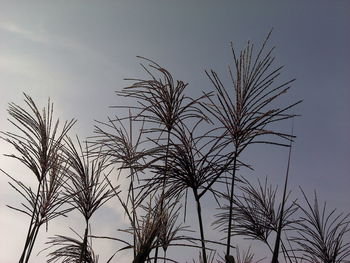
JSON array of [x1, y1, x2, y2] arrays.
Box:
[[0, 1, 349, 262]]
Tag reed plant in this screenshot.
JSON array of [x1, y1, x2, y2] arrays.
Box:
[[201, 30, 301, 258]]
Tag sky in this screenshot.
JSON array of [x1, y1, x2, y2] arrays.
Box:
[[0, 1, 349, 262]]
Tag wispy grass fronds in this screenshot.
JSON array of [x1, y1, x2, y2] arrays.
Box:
[[116, 57, 206, 134], [116, 59, 209, 262], [2, 93, 75, 181], [291, 189, 350, 263], [64, 136, 117, 222], [215, 177, 277, 243], [104, 191, 189, 263], [92, 114, 148, 172], [214, 176, 297, 261], [203, 31, 300, 152], [46, 229, 99, 263], [142, 123, 232, 263], [130, 195, 172, 263], [144, 123, 230, 200], [50, 136, 118, 262], [157, 196, 191, 255], [92, 114, 150, 258], [3, 163, 71, 224]]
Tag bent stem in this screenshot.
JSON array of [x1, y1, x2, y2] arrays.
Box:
[[272, 123, 293, 263]]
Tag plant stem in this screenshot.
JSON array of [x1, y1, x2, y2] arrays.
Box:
[[226, 152, 237, 257], [272, 135, 293, 263], [131, 168, 137, 259]]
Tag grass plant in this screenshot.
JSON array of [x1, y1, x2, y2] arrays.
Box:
[[1, 34, 349, 263]]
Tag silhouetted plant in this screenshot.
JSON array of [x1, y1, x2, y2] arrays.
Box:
[[46, 136, 118, 262], [116, 57, 209, 262], [46, 229, 99, 263], [291, 189, 350, 263], [271, 130, 293, 263], [116, 57, 206, 134], [92, 114, 189, 262], [201, 30, 301, 258], [157, 196, 191, 261], [142, 123, 232, 262], [214, 175, 298, 262], [116, 194, 187, 263], [1, 93, 75, 263], [92, 114, 148, 259], [4, 33, 349, 263]]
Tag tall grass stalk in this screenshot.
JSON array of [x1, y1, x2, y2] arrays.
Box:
[[271, 123, 294, 263], [202, 31, 301, 257]]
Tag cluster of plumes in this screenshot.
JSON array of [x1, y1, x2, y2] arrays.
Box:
[[1, 95, 117, 263], [2, 32, 350, 263], [46, 232, 99, 263], [1, 94, 75, 263]]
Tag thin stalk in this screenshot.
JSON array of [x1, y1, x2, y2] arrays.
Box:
[[194, 189, 207, 263], [226, 152, 237, 257], [272, 126, 293, 263], [131, 167, 137, 259]]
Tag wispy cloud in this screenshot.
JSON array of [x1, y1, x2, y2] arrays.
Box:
[[0, 22, 51, 44], [0, 21, 82, 51], [0, 21, 112, 66]]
